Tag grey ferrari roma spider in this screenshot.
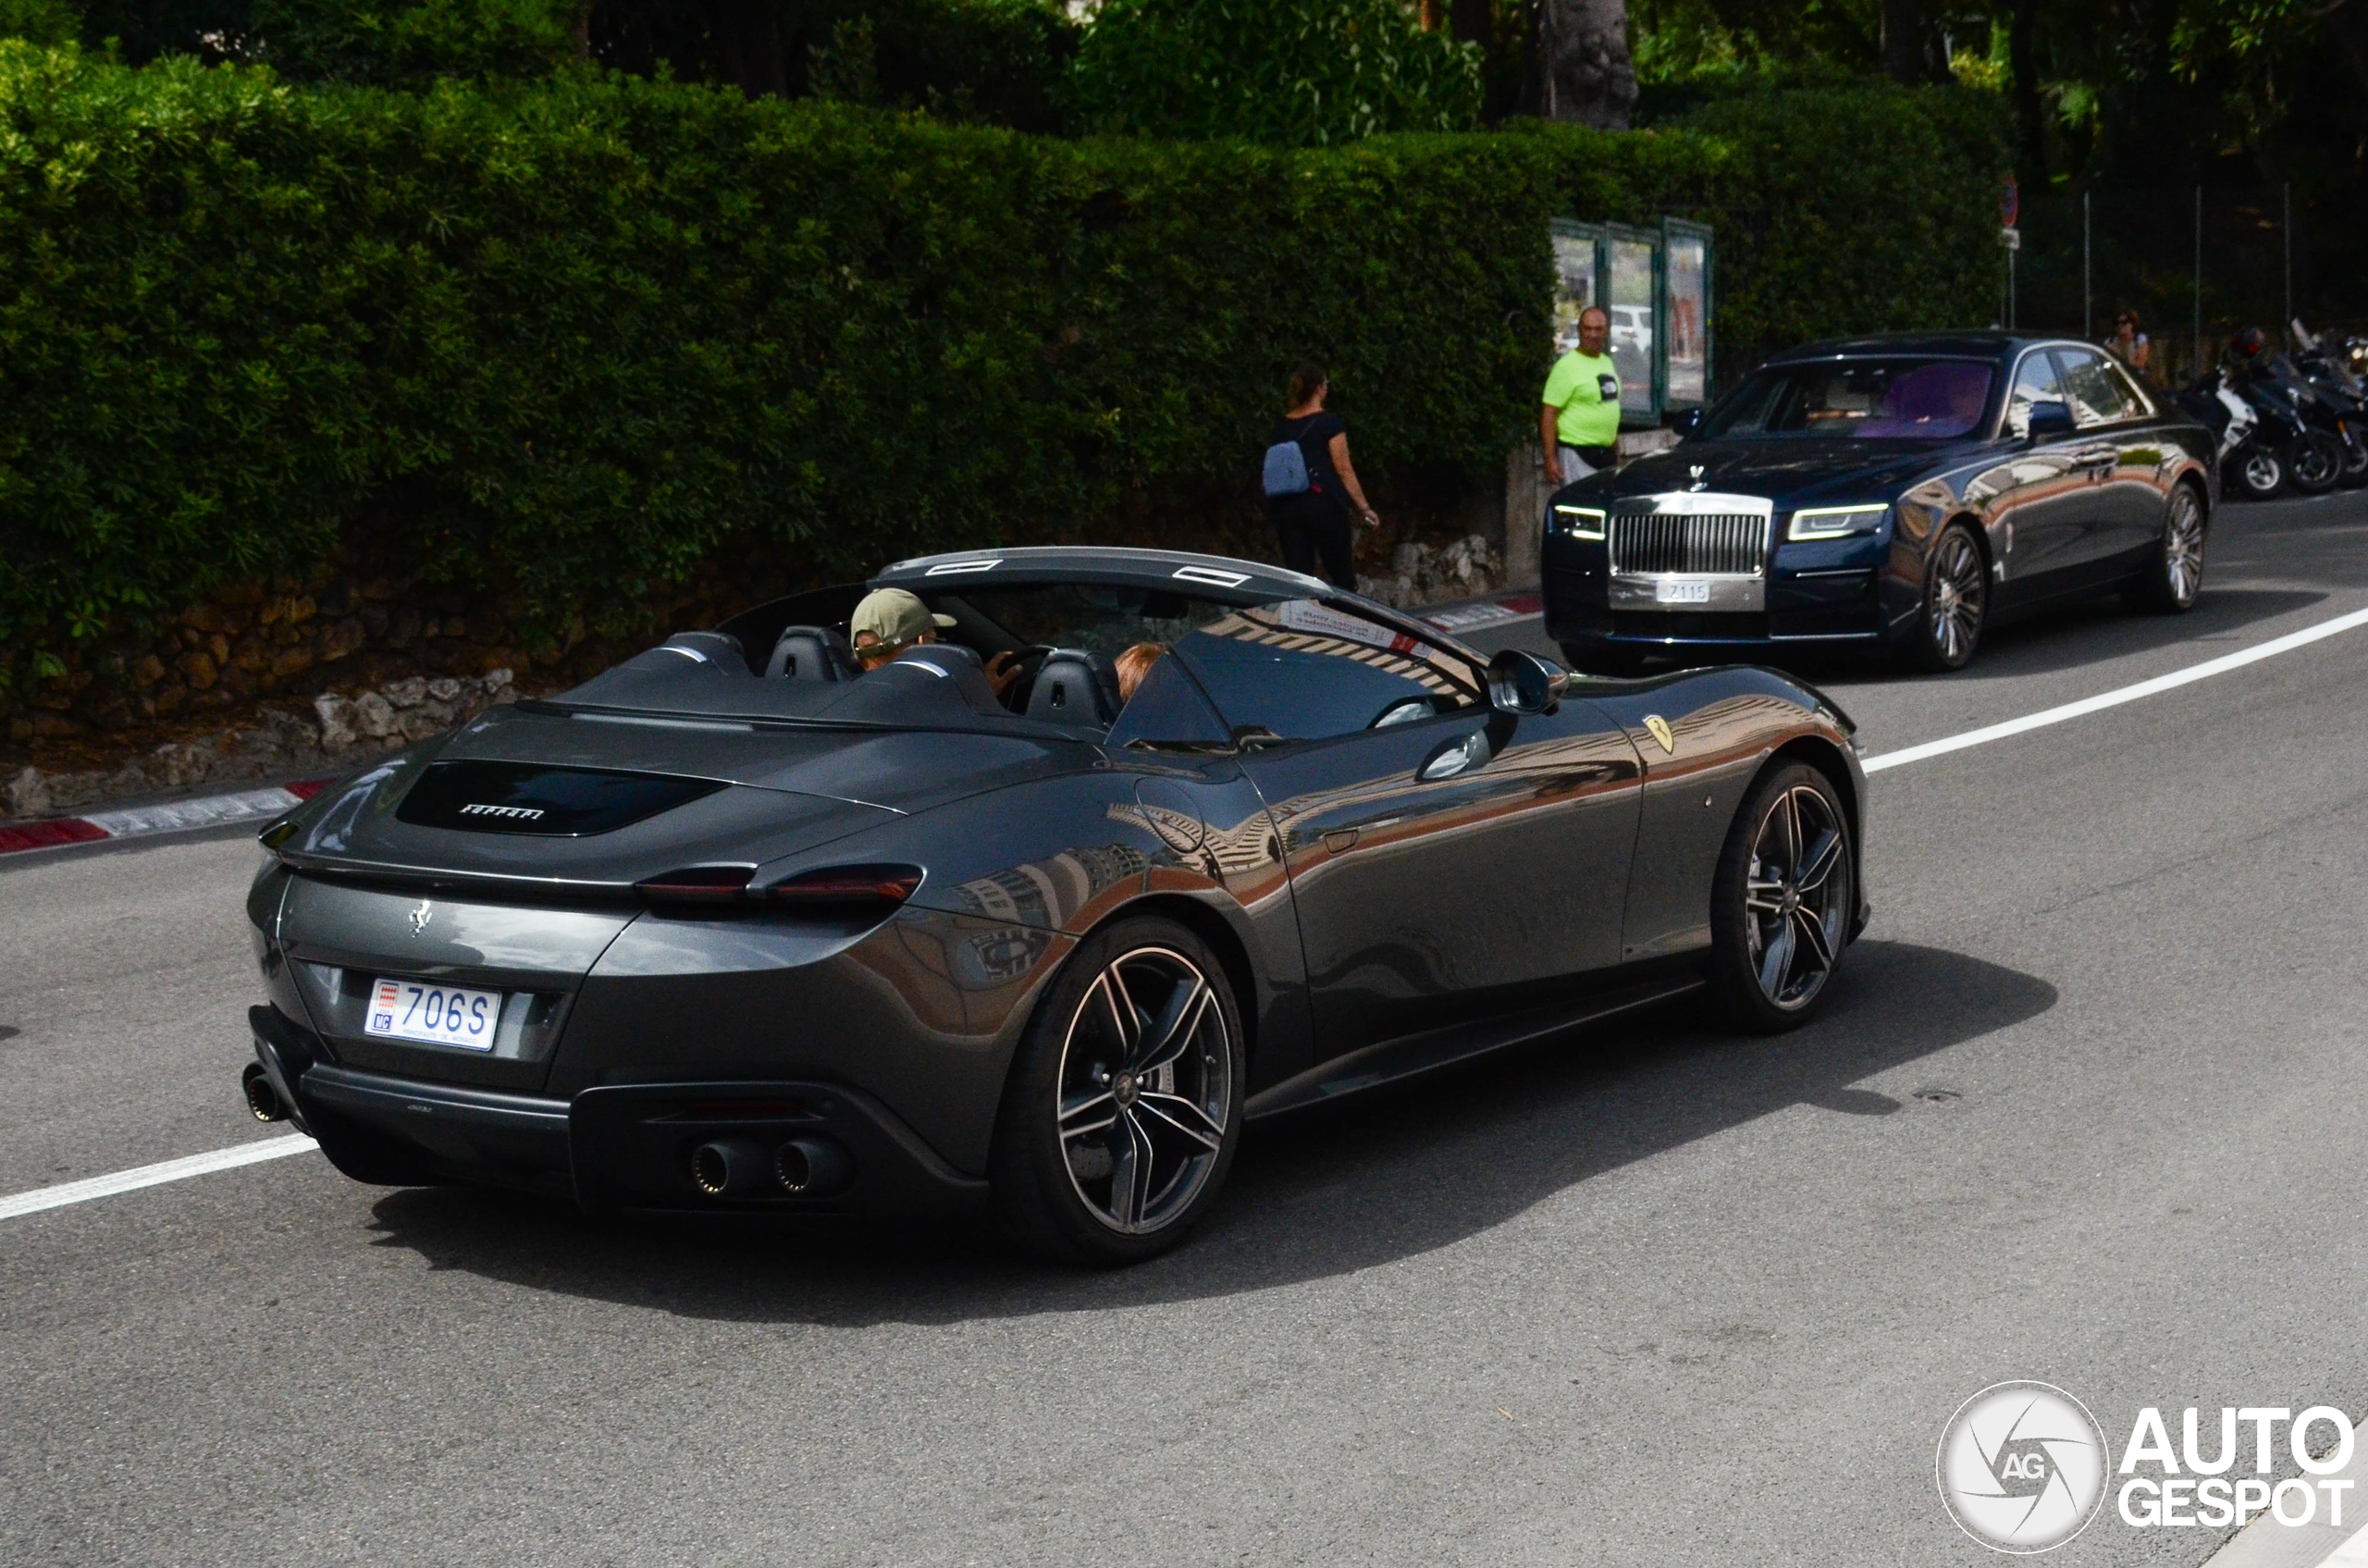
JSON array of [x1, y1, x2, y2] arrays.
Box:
[[242, 547, 1869, 1262]]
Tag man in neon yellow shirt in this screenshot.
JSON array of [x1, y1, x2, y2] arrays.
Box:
[[1541, 306, 1622, 488]]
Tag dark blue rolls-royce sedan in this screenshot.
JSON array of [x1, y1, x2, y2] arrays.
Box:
[[1542, 332, 2217, 672]]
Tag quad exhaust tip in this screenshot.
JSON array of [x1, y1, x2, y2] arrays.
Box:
[[241, 1063, 290, 1123], [691, 1135, 851, 1198]]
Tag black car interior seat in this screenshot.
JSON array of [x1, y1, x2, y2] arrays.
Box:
[[1026, 649, 1118, 725], [766, 625, 859, 681]]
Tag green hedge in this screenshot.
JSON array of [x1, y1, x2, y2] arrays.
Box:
[[0, 44, 2004, 706]]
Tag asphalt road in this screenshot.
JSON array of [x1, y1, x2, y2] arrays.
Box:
[[5, 488, 2366, 1566]]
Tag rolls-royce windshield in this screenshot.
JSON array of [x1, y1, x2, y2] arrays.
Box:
[[1705, 359, 1996, 441]]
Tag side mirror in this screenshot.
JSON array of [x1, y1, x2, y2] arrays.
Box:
[[1671, 407, 1706, 439], [1486, 648, 1571, 715], [2027, 400, 2076, 442]]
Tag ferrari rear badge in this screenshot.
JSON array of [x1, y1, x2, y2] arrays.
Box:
[[408, 899, 433, 936], [1644, 715, 1676, 754]]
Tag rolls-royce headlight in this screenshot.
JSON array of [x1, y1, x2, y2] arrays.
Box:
[[1552, 504, 1607, 540], [1787, 503, 1891, 540]]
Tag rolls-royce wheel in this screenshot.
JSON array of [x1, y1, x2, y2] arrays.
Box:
[[2125, 484, 2207, 613], [2289, 432, 2343, 496], [1904, 523, 1986, 672], [1708, 764, 1854, 1032], [990, 917, 1244, 1265], [2234, 446, 2286, 500]]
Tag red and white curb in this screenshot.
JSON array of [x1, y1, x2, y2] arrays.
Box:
[[1422, 591, 1542, 634], [0, 778, 332, 858]]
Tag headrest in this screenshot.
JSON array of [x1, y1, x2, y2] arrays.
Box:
[[1025, 649, 1116, 725], [766, 625, 858, 682]]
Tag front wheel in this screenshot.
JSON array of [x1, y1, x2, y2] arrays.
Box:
[[2337, 432, 2368, 489], [2233, 444, 2286, 500], [2289, 432, 2343, 495], [1707, 764, 1855, 1032], [2125, 485, 2207, 613], [1903, 523, 1986, 672], [989, 917, 1244, 1265]]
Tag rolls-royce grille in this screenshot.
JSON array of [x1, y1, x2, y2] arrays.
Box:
[[1610, 512, 1767, 576]]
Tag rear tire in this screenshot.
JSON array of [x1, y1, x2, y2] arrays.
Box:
[[1902, 523, 1986, 673], [1708, 764, 1855, 1033], [989, 916, 1244, 1265], [2124, 484, 2207, 613]]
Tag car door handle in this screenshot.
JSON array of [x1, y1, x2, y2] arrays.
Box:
[[1321, 828, 1359, 854]]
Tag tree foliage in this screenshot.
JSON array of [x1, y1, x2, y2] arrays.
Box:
[[1067, 0, 1485, 145], [0, 41, 2003, 706]]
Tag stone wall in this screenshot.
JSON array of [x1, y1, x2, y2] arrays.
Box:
[[4, 670, 514, 820]]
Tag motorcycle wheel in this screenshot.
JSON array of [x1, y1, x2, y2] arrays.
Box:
[[2337, 434, 2368, 489], [2234, 445, 2286, 500], [2289, 432, 2344, 495]]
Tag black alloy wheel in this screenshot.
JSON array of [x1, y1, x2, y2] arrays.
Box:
[[2126, 485, 2207, 614], [1906, 524, 1986, 672], [2234, 445, 2286, 500], [989, 916, 1244, 1264], [2289, 432, 2343, 495], [1707, 763, 1854, 1031]]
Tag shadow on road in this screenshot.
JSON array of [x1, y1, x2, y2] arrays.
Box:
[[361, 938, 2055, 1323]]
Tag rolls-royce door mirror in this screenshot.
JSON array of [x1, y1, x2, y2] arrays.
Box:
[[1672, 407, 1707, 439], [2027, 400, 2077, 443]]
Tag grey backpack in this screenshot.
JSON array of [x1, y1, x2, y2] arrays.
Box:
[[1262, 438, 1312, 498]]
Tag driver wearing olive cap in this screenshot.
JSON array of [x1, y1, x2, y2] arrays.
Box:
[[848, 587, 1021, 712]]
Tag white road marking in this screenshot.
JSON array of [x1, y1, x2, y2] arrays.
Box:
[[2324, 1523, 2368, 1564], [10, 603, 2368, 1226], [1861, 604, 2368, 773], [0, 1133, 315, 1222]]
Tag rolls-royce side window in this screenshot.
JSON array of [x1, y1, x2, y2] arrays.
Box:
[[2054, 347, 2144, 427], [1171, 600, 1482, 743], [2004, 352, 2068, 438]]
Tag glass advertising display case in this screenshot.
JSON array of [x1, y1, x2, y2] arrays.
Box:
[[1549, 220, 1603, 357], [1547, 216, 1715, 425], [1662, 218, 1714, 411], [1603, 224, 1659, 419]]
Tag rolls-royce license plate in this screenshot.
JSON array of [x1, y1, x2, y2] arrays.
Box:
[[1656, 579, 1713, 604], [365, 978, 502, 1050]]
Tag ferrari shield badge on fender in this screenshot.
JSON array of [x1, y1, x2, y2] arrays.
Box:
[[408, 899, 433, 936], [1644, 715, 1676, 754]]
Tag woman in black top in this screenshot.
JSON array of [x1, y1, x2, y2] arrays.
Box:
[[1266, 365, 1379, 588]]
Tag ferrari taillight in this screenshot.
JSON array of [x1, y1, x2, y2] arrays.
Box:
[[634, 863, 921, 913], [758, 864, 922, 909], [635, 866, 756, 907]]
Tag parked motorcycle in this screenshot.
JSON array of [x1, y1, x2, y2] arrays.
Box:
[[2282, 322, 2368, 488], [2177, 367, 2292, 500], [2218, 327, 2345, 497]]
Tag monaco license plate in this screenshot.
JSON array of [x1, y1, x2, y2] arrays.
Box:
[[1656, 579, 1713, 605], [365, 978, 502, 1050]]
